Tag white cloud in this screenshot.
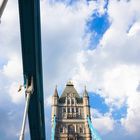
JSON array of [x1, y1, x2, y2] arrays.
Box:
[[44, 94, 52, 107], [94, 0, 107, 15], [40, 0, 96, 94], [71, 0, 140, 136], [8, 82, 24, 104], [0, 0, 140, 139], [40, 0, 140, 137], [128, 21, 140, 36], [2, 55, 22, 79], [91, 109, 114, 135], [0, 0, 23, 105], [102, 65, 140, 107], [121, 94, 140, 134]]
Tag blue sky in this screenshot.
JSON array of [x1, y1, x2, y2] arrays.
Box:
[[0, 0, 140, 140], [87, 11, 110, 48]]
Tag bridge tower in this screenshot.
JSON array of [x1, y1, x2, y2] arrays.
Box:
[[51, 81, 92, 140]]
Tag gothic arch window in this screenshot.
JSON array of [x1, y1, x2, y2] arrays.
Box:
[[79, 108, 81, 114], [71, 99, 74, 104], [68, 125, 75, 134], [72, 108, 74, 113], [76, 108, 78, 113], [68, 137, 75, 140], [79, 127, 83, 133], [68, 108, 70, 113], [63, 108, 66, 113], [67, 99, 70, 104], [60, 126, 63, 133]]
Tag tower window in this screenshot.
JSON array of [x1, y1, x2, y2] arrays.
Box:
[[60, 127, 63, 133], [72, 108, 74, 113], [67, 99, 70, 104], [68, 108, 70, 113], [63, 108, 66, 113], [68, 125, 75, 134], [80, 127, 83, 133], [79, 108, 81, 114], [76, 108, 78, 113], [71, 99, 74, 104]]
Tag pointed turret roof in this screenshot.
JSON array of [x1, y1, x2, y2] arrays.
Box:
[[53, 85, 59, 97], [83, 86, 88, 97]]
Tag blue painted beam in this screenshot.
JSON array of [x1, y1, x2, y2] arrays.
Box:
[[18, 0, 46, 140], [87, 116, 102, 140], [51, 116, 56, 140]]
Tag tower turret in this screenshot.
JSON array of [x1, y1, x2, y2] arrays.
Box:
[[83, 86, 90, 118], [83, 86, 91, 138], [51, 82, 92, 140], [51, 86, 59, 118]]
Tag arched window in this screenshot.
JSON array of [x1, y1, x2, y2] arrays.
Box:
[[63, 108, 66, 113], [79, 127, 83, 133], [68, 108, 70, 113], [71, 99, 74, 104], [60, 126, 63, 133], [68, 125, 75, 134], [72, 108, 74, 113], [67, 99, 70, 104]]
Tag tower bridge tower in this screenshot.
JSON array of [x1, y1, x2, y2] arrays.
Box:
[[51, 81, 92, 140]]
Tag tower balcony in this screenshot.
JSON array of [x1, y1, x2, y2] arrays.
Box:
[[61, 113, 84, 119]]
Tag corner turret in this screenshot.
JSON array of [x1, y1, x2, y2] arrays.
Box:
[[83, 86, 88, 97], [52, 86, 59, 118], [83, 86, 90, 118], [53, 85, 59, 98]]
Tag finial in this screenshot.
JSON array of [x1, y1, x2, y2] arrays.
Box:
[[53, 85, 59, 97], [66, 80, 73, 86], [84, 85, 87, 91], [83, 85, 88, 97]]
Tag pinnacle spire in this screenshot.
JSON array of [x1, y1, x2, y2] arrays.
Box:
[[53, 85, 59, 97], [66, 80, 73, 86], [83, 85, 88, 97]]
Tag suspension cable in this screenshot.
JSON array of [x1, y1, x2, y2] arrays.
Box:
[[51, 115, 56, 140], [87, 116, 102, 140]]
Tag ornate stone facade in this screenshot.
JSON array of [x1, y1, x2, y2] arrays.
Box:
[[51, 81, 91, 140]]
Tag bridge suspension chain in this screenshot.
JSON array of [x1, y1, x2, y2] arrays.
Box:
[[51, 115, 56, 140], [87, 116, 102, 140]]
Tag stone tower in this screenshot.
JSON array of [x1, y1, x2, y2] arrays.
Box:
[[51, 81, 91, 140]]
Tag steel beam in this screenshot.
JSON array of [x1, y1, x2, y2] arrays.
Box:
[[0, 0, 8, 21], [87, 116, 102, 140], [18, 0, 46, 140]]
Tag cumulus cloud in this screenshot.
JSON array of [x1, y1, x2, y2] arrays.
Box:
[[121, 94, 140, 134], [91, 109, 114, 135], [128, 21, 140, 36], [0, 0, 26, 139], [40, 0, 96, 94], [0, 0, 23, 103], [71, 0, 140, 136], [1, 0, 140, 140], [2, 55, 22, 79]]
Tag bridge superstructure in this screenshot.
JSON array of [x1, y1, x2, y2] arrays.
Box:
[[18, 0, 46, 140], [1, 1, 102, 140]]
